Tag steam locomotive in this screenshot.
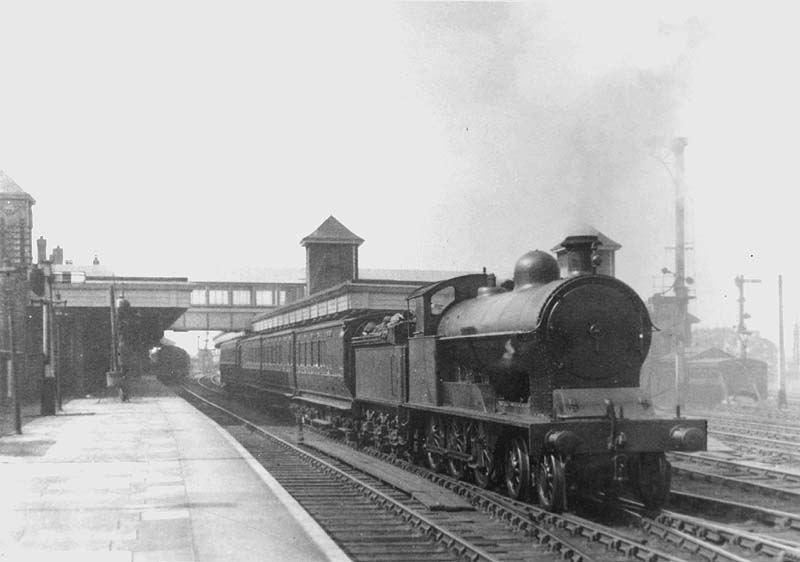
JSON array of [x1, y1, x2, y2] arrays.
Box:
[[220, 234, 706, 512], [151, 344, 191, 380]]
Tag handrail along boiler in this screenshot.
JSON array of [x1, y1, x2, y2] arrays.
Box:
[[220, 234, 707, 512]]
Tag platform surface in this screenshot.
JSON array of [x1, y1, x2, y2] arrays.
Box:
[[0, 376, 351, 562]]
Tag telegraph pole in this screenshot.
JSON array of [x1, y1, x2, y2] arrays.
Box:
[[778, 275, 787, 409], [672, 137, 689, 414], [734, 275, 761, 359]]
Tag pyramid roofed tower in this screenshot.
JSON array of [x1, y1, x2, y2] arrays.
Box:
[[301, 216, 363, 295]]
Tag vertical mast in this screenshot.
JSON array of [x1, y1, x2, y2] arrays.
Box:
[[672, 137, 688, 412], [778, 275, 787, 408]]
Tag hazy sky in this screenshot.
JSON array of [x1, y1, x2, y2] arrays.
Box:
[[0, 1, 797, 345]]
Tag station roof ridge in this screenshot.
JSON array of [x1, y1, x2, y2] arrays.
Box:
[[211, 266, 472, 285], [301, 215, 364, 246]]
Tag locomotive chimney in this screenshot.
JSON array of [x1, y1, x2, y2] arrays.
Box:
[[552, 227, 620, 277], [560, 235, 598, 276]]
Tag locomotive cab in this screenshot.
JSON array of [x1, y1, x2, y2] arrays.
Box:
[[406, 273, 489, 407]]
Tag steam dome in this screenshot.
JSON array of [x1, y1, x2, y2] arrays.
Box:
[[513, 250, 559, 289]]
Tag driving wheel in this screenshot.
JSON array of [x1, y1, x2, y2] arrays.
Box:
[[472, 424, 494, 489], [537, 452, 567, 512], [425, 417, 445, 473], [504, 437, 531, 500], [446, 422, 467, 480]]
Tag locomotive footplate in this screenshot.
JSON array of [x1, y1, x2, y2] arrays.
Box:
[[533, 415, 707, 457], [541, 388, 708, 458]]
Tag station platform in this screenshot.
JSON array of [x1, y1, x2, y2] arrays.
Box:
[[0, 376, 351, 562]]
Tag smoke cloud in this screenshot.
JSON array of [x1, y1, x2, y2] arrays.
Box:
[[396, 3, 705, 290]]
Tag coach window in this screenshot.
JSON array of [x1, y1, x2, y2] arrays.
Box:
[[208, 290, 229, 305], [232, 290, 250, 306], [190, 289, 207, 305], [256, 290, 274, 306]]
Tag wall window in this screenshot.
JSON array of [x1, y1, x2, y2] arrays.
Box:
[[278, 290, 287, 305], [208, 290, 229, 305], [190, 289, 207, 305], [255, 290, 274, 306], [232, 290, 251, 306]]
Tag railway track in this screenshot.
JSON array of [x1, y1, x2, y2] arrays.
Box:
[[692, 410, 800, 428], [667, 491, 800, 545], [708, 429, 800, 463], [604, 496, 800, 562], [179, 382, 581, 562], [690, 405, 800, 426], [379, 444, 800, 562], [679, 408, 800, 464], [708, 419, 800, 441], [669, 454, 800, 520], [670, 451, 800, 497], [179, 378, 800, 562]]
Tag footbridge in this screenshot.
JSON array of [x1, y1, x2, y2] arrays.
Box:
[[52, 271, 305, 332], [49, 269, 304, 394]]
